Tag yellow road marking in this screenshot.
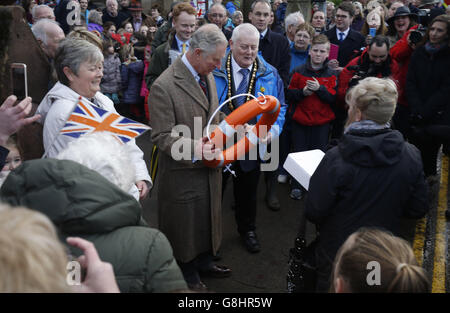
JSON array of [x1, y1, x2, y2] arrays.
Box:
[[432, 155, 448, 293], [413, 216, 426, 267]]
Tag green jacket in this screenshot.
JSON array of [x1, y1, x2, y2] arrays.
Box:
[[0, 159, 187, 293]]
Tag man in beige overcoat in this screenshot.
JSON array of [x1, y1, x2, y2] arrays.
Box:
[[148, 24, 230, 292]]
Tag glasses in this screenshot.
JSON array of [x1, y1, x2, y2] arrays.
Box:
[[210, 13, 225, 18]]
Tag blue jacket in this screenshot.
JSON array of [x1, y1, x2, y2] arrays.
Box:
[[213, 53, 287, 139], [213, 53, 287, 172], [289, 42, 309, 74], [121, 60, 144, 104]]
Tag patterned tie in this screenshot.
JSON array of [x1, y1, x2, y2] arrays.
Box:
[[199, 75, 208, 98], [235, 68, 250, 108], [339, 32, 345, 41]]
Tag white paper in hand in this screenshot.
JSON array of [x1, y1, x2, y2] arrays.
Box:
[[283, 150, 325, 190]]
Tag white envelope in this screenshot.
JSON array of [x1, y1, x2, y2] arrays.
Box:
[[283, 150, 325, 190]]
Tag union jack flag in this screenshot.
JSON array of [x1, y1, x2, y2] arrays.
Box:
[[60, 97, 150, 144]]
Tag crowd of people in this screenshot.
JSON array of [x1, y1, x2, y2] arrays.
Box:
[[0, 0, 449, 293]]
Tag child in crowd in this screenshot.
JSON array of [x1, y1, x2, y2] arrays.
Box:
[[124, 22, 134, 35], [120, 44, 145, 122], [331, 228, 430, 293], [0, 136, 22, 187], [285, 34, 338, 200], [101, 40, 122, 107]]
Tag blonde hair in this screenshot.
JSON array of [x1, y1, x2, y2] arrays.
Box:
[[332, 228, 430, 292], [345, 77, 397, 124], [0, 205, 70, 292]]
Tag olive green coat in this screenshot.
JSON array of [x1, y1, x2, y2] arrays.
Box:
[[0, 159, 187, 293]]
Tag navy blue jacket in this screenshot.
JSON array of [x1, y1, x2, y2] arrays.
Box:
[[325, 27, 365, 68], [305, 128, 429, 290], [121, 60, 144, 104], [259, 28, 291, 87]]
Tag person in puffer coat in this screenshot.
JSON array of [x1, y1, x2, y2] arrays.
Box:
[[101, 40, 122, 106], [0, 158, 188, 293]]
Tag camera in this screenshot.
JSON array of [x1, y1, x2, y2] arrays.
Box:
[[409, 25, 427, 44]]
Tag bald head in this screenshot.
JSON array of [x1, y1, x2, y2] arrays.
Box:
[[31, 19, 65, 59]]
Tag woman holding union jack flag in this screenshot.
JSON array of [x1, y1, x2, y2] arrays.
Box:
[[35, 37, 152, 200]]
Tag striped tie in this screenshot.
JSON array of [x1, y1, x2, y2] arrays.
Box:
[[236, 68, 250, 108]]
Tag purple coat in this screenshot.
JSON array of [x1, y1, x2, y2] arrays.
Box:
[[88, 23, 103, 33]]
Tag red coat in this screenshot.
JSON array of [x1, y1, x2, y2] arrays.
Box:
[[289, 61, 337, 126], [337, 50, 401, 106], [390, 25, 419, 107]]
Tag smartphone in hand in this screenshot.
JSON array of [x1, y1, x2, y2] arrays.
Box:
[[10, 63, 28, 101]]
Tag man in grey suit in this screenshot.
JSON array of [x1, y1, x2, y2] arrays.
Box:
[[148, 24, 230, 292]]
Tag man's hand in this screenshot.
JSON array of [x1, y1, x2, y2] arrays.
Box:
[[66, 237, 120, 293], [0, 96, 41, 145], [135, 180, 149, 199], [194, 136, 221, 161], [306, 77, 320, 92]]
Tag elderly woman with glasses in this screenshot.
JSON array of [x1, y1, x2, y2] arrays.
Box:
[[35, 38, 152, 200]]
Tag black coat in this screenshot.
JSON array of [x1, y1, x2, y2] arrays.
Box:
[[102, 9, 130, 30], [406, 44, 450, 126], [0, 146, 8, 169], [325, 27, 365, 68], [259, 28, 291, 86], [305, 128, 429, 290]]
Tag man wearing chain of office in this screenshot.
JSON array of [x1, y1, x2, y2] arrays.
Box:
[[213, 23, 286, 254]]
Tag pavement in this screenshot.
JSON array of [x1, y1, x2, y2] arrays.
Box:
[[137, 132, 450, 293]]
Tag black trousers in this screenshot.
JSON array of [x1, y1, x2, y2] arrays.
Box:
[[223, 162, 261, 235], [290, 123, 330, 190]]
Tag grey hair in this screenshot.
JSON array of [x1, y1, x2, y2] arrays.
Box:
[[56, 132, 135, 193], [106, 0, 118, 6], [346, 77, 398, 124], [88, 10, 103, 25], [31, 19, 61, 45], [54, 37, 103, 86], [231, 23, 260, 42], [250, 0, 271, 11], [32, 4, 53, 19], [189, 24, 227, 55], [232, 10, 243, 19], [209, 3, 227, 14], [284, 11, 305, 33]]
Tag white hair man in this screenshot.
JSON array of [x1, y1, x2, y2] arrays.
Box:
[[32, 5, 55, 23], [148, 24, 230, 292], [31, 19, 65, 60], [102, 0, 129, 29], [284, 11, 305, 43], [212, 23, 287, 254]]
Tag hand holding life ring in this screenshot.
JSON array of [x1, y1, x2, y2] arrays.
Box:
[[203, 95, 280, 168]]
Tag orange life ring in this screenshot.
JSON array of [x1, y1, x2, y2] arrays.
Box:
[[203, 95, 280, 168]]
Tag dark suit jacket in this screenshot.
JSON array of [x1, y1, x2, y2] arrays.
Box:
[[325, 27, 365, 68], [259, 28, 291, 87]]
